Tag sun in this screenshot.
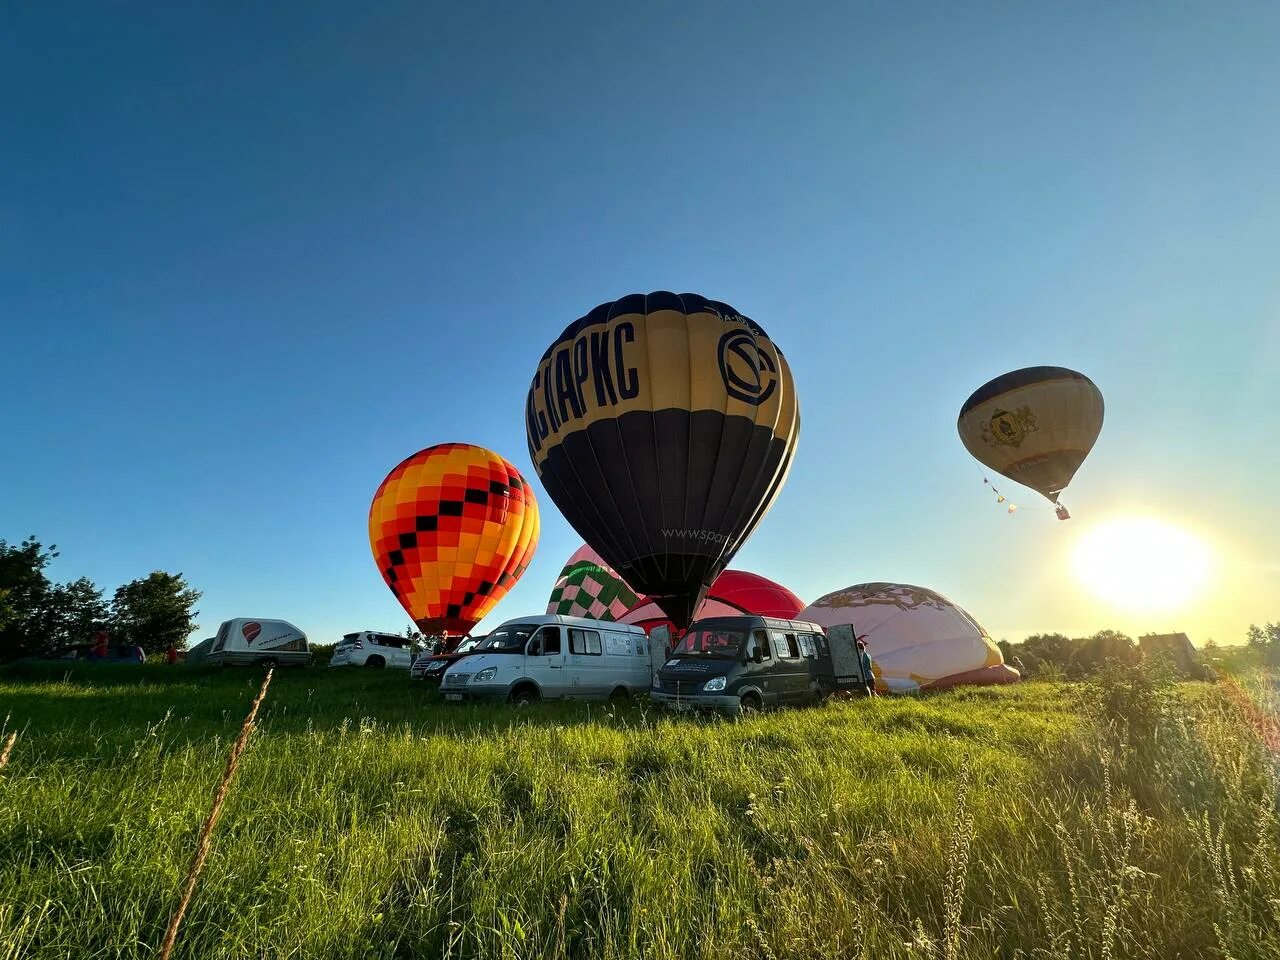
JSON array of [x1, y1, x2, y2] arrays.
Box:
[[1072, 517, 1213, 613]]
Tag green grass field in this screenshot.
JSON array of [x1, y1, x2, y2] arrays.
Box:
[[1, 664, 1276, 959]]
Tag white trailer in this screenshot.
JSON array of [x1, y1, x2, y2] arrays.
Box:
[[207, 618, 310, 667]]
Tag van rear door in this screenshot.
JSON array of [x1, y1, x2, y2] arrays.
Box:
[[826, 624, 867, 691]]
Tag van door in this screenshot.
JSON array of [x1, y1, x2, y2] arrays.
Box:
[[567, 627, 605, 697], [524, 626, 564, 697], [797, 631, 819, 701], [770, 630, 807, 703]]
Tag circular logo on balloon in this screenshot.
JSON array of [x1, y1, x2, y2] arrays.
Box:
[[717, 329, 777, 406], [242, 622, 262, 643]]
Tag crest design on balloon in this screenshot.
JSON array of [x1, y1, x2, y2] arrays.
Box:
[[979, 405, 1038, 448], [369, 443, 539, 637]]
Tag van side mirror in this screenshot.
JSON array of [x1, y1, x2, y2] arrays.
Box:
[[529, 640, 541, 657], [752, 647, 763, 664]]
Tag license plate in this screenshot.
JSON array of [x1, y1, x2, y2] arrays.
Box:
[[445, 693, 462, 702]]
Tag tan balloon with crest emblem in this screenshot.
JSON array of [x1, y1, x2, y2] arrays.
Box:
[[958, 366, 1103, 510]]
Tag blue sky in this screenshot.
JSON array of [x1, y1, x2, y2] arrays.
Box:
[[3, 2, 1277, 646]]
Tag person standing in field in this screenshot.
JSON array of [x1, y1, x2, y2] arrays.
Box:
[[166, 644, 178, 665], [858, 638, 876, 697]]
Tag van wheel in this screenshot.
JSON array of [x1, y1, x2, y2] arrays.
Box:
[[365, 656, 385, 669], [738, 692, 763, 716], [608, 686, 630, 702], [509, 685, 540, 707]]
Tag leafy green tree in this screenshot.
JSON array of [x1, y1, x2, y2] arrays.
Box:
[[109, 571, 201, 655], [1072, 629, 1137, 674], [0, 537, 57, 660], [1247, 624, 1267, 648], [1019, 633, 1075, 671], [38, 577, 110, 650]]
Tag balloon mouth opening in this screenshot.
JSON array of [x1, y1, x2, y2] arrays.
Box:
[[414, 617, 479, 637], [612, 553, 722, 631]]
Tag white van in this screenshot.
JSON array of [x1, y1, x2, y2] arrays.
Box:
[[440, 615, 650, 705], [329, 631, 418, 670], [207, 618, 310, 667]]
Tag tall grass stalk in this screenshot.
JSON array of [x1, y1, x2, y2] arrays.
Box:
[[158, 667, 273, 960], [0, 732, 15, 770], [941, 753, 974, 960]]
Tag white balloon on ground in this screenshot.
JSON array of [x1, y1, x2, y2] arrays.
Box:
[[800, 582, 1019, 693]]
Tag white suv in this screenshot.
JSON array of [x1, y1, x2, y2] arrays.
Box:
[[329, 632, 418, 670]]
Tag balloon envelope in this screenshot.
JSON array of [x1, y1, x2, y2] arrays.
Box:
[[545, 543, 640, 621], [369, 443, 539, 635], [621, 569, 805, 634], [526, 292, 799, 629], [958, 366, 1103, 505], [800, 582, 1018, 692]]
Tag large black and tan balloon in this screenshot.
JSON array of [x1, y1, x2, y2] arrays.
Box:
[[526, 292, 799, 629], [958, 366, 1103, 517]]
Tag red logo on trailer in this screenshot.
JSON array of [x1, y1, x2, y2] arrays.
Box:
[[242, 622, 262, 643]]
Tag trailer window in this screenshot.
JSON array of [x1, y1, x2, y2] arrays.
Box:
[[570, 629, 602, 656]]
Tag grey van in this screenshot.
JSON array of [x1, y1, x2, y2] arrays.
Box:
[[649, 616, 870, 715]]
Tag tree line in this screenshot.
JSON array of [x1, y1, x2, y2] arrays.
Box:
[[0, 536, 201, 661], [999, 622, 1280, 681]]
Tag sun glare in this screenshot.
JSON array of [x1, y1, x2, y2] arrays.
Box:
[[1072, 517, 1213, 613]]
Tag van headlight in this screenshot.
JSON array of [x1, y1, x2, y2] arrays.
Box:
[[474, 667, 498, 683], [703, 676, 727, 692]]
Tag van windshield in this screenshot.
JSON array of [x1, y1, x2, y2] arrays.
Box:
[[672, 628, 747, 659], [477, 625, 537, 652]]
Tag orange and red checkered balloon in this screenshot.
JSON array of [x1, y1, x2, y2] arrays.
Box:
[[369, 443, 539, 636]]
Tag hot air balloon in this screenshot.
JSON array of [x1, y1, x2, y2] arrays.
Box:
[[799, 582, 1019, 693], [545, 543, 640, 621], [958, 366, 1103, 520], [369, 443, 539, 645], [525, 292, 800, 630], [621, 569, 805, 635]]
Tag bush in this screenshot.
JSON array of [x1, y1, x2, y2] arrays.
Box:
[[1082, 656, 1176, 742]]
